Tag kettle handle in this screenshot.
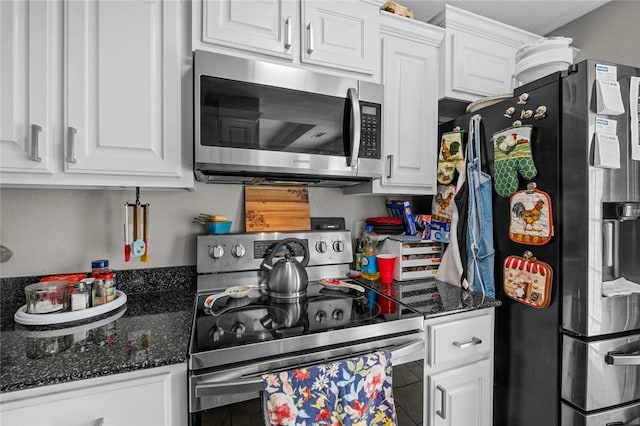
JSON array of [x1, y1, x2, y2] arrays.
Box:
[[260, 238, 310, 270]]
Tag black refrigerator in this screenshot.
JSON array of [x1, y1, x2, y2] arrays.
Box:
[[438, 59, 640, 426]]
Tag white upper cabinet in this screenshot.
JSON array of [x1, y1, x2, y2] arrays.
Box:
[[300, 1, 378, 75], [0, 0, 55, 175], [0, 0, 193, 189], [431, 5, 539, 102], [199, 0, 298, 60], [193, 0, 380, 79], [344, 12, 443, 196]]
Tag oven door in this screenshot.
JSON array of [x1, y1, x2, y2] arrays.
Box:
[[194, 50, 383, 182], [189, 334, 425, 426]]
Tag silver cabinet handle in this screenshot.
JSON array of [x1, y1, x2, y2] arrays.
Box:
[[605, 351, 640, 366], [453, 336, 482, 349], [67, 127, 77, 163], [284, 16, 292, 50], [307, 22, 314, 54], [386, 154, 393, 178], [347, 88, 360, 167], [30, 124, 42, 162], [436, 384, 447, 419]]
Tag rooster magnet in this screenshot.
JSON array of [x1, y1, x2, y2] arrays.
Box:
[[509, 183, 553, 245]]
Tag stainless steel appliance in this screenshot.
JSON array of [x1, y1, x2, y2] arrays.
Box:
[[439, 60, 640, 426], [189, 230, 425, 425], [194, 51, 383, 187]]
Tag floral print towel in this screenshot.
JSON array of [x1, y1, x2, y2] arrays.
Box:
[[262, 350, 397, 426]]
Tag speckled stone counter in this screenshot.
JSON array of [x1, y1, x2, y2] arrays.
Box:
[[0, 266, 196, 394], [360, 277, 501, 318]]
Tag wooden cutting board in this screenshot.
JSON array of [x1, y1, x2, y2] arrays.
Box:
[[245, 186, 311, 232]]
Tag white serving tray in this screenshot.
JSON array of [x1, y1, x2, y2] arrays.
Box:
[[14, 290, 127, 326]]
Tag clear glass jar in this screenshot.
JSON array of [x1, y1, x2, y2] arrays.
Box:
[[70, 281, 89, 311]]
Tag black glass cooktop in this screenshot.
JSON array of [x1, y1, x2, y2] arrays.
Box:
[[191, 281, 419, 354]]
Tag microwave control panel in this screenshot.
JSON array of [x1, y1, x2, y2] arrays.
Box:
[[359, 102, 381, 159]]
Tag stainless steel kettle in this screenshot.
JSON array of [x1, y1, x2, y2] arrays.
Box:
[[260, 238, 309, 298]]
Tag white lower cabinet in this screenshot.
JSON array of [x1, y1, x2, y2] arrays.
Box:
[[0, 363, 188, 426], [425, 308, 495, 426]]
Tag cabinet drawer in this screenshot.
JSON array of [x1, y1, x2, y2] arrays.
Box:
[[428, 312, 492, 366]]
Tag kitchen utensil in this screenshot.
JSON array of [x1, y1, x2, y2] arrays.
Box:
[[203, 285, 253, 309], [260, 238, 310, 298], [319, 278, 365, 293], [141, 204, 150, 262], [203, 221, 232, 234], [245, 186, 311, 232], [124, 203, 131, 262], [132, 203, 145, 257]]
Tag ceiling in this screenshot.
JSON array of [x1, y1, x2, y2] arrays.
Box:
[[400, 0, 611, 35]]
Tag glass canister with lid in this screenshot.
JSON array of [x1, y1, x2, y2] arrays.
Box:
[[91, 259, 116, 305]]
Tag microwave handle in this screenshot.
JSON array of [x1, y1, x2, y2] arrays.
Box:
[[347, 88, 361, 168]]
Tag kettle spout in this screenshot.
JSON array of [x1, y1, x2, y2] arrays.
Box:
[[260, 260, 273, 272]]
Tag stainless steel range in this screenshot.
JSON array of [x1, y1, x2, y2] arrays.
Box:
[[188, 230, 425, 425]]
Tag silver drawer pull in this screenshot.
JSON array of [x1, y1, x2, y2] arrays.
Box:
[[436, 384, 447, 419], [605, 351, 640, 366], [453, 336, 482, 349], [30, 124, 42, 162], [284, 16, 292, 50], [67, 127, 77, 164]]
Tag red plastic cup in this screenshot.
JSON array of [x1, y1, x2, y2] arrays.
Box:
[[376, 254, 396, 284], [378, 282, 396, 314]]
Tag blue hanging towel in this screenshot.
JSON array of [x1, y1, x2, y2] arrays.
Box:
[[466, 115, 496, 298]]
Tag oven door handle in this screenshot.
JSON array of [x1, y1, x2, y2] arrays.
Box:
[[195, 339, 425, 397], [605, 350, 640, 366]]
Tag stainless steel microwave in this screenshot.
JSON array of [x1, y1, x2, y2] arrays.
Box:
[[193, 50, 383, 186]]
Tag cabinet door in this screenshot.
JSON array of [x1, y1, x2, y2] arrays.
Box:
[[301, 0, 378, 75], [428, 359, 492, 426], [199, 0, 297, 60], [382, 36, 438, 189], [64, 0, 183, 178], [0, 0, 55, 174], [450, 31, 517, 98]]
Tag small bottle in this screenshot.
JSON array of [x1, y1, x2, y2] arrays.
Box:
[[360, 226, 379, 282], [71, 281, 89, 311]]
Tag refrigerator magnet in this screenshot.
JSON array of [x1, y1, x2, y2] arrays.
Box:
[[509, 183, 553, 245], [503, 251, 554, 309]]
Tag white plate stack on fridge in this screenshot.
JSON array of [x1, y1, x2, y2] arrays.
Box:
[[515, 36, 576, 85], [380, 238, 443, 281]]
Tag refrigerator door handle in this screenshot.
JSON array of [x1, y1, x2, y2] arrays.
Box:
[[605, 350, 640, 366]]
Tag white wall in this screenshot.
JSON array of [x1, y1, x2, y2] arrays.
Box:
[[0, 184, 390, 277], [548, 1, 640, 67]]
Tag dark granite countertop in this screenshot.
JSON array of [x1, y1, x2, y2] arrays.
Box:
[[0, 267, 196, 394], [359, 277, 501, 318]]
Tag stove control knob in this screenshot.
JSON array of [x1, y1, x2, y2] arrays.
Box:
[[333, 240, 345, 252], [231, 322, 245, 339], [232, 244, 246, 258], [315, 241, 328, 253], [315, 311, 327, 323], [208, 245, 225, 259], [332, 309, 344, 321]]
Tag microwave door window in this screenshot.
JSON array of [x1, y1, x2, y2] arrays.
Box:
[[200, 76, 348, 157]]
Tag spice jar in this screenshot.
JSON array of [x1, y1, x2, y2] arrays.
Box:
[[91, 259, 116, 305], [70, 281, 89, 311]]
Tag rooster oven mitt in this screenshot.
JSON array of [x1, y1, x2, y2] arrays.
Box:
[[509, 183, 553, 245], [492, 124, 537, 197], [503, 251, 553, 309], [437, 130, 465, 184]]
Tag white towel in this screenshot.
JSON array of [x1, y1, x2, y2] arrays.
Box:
[[602, 277, 640, 297]]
